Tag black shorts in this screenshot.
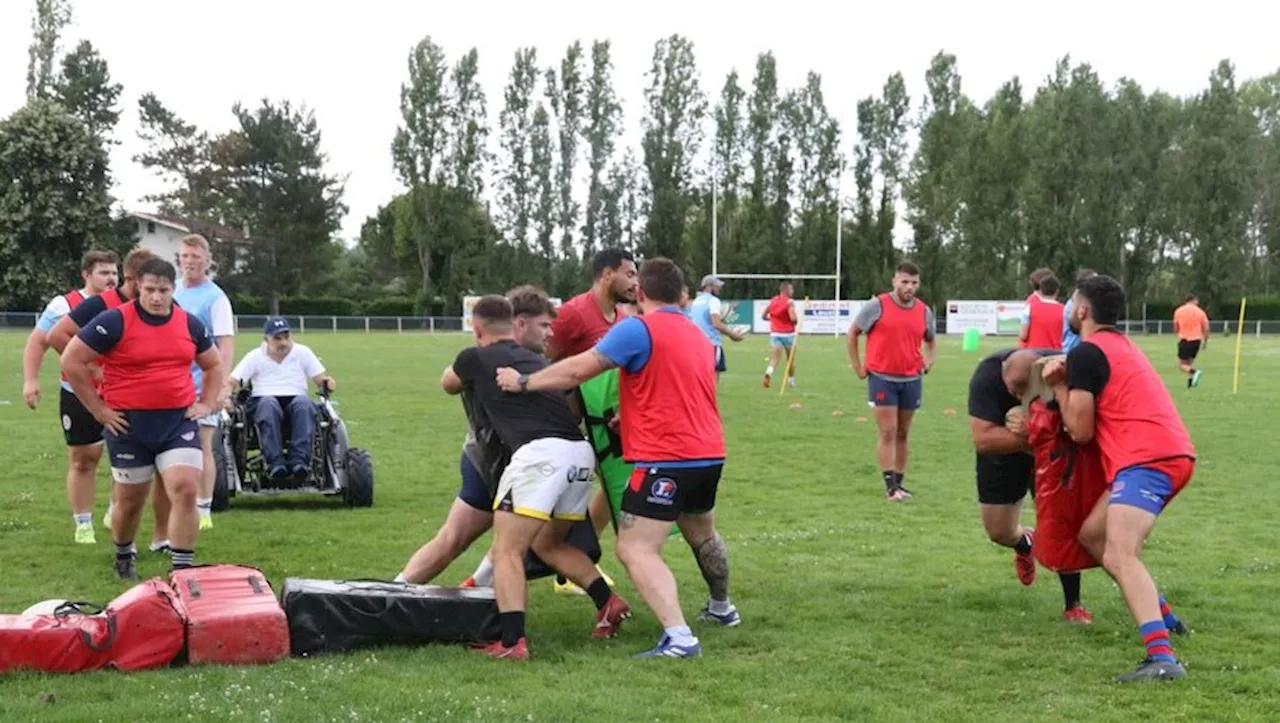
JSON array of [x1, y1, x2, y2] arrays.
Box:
[[976, 455, 1034, 506], [60, 388, 104, 447], [622, 463, 722, 522], [456, 452, 495, 512], [714, 346, 726, 373], [1177, 339, 1201, 362]]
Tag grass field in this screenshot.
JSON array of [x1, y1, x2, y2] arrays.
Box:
[[1, 329, 1278, 722]]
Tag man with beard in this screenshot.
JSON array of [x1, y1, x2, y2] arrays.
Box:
[[22, 250, 120, 543], [467, 249, 639, 595], [1045, 274, 1193, 682], [847, 262, 937, 501]]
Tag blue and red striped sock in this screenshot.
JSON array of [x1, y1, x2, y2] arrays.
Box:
[[1159, 594, 1181, 630], [1139, 620, 1177, 664]]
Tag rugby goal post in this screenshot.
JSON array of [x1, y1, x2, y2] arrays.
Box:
[[709, 175, 844, 337]]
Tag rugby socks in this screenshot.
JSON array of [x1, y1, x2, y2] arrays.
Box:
[[1059, 572, 1082, 609], [882, 470, 896, 490], [73, 512, 92, 526], [499, 611, 526, 647], [1139, 620, 1177, 663], [586, 578, 612, 611], [471, 556, 495, 587], [1159, 594, 1182, 630], [1013, 531, 1033, 556], [664, 624, 698, 647], [893, 472, 906, 489], [115, 540, 136, 560], [196, 497, 213, 518], [393, 572, 408, 583], [707, 597, 734, 616], [765, 364, 775, 377], [170, 548, 194, 569]]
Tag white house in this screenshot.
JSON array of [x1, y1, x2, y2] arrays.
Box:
[[125, 211, 248, 275]]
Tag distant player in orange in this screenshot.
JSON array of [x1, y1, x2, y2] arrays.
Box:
[[1172, 294, 1209, 388], [761, 282, 798, 388]]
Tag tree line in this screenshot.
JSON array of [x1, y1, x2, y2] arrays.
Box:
[[4, 0, 1279, 317]]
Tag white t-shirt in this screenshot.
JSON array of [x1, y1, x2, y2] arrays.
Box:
[[230, 344, 325, 397], [209, 295, 235, 337]]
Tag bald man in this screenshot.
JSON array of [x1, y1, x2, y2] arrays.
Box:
[[967, 348, 1092, 624]]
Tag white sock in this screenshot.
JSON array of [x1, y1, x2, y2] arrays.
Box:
[[664, 625, 698, 647], [196, 497, 212, 515], [471, 555, 495, 586], [149, 539, 170, 552], [73, 512, 92, 525], [393, 572, 407, 583], [765, 365, 775, 376], [708, 598, 734, 615], [788, 377, 796, 387]]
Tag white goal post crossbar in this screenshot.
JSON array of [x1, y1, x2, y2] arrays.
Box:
[[709, 175, 845, 336]]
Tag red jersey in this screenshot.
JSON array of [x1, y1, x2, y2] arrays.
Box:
[[864, 294, 928, 377], [616, 310, 725, 463], [766, 295, 796, 334], [56, 289, 87, 384], [1085, 330, 1196, 481], [95, 302, 206, 410], [550, 291, 622, 361], [1022, 294, 1064, 350]]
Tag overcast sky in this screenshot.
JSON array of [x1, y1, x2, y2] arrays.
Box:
[[2, 0, 1277, 249]]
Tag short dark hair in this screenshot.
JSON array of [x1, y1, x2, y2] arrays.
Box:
[[1183, 293, 1198, 304], [471, 294, 513, 330], [1076, 268, 1097, 284], [1038, 274, 1060, 296], [81, 250, 118, 273], [506, 285, 557, 319], [895, 261, 920, 277], [592, 247, 635, 279], [1076, 274, 1126, 326], [638, 257, 684, 304], [779, 281, 793, 290], [1029, 267, 1053, 290], [137, 258, 177, 285]]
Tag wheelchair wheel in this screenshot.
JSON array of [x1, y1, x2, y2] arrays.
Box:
[[342, 448, 374, 507], [212, 426, 232, 512]]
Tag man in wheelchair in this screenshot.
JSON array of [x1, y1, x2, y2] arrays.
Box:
[[226, 317, 336, 480]]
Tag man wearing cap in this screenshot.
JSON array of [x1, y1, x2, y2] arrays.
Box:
[[689, 275, 745, 381], [226, 317, 335, 479]]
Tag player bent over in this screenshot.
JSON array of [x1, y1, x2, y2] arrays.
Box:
[[967, 348, 1091, 623], [499, 258, 739, 658], [60, 259, 224, 580], [446, 294, 630, 660], [1047, 274, 1194, 682]]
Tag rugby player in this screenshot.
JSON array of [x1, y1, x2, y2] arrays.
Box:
[[967, 348, 1091, 624], [761, 281, 798, 389], [689, 274, 745, 381], [1172, 294, 1209, 388], [481, 248, 636, 595], [22, 250, 119, 543], [60, 259, 224, 580], [151, 234, 235, 540], [1044, 273, 1193, 682], [847, 261, 937, 501], [1061, 268, 1097, 353], [395, 286, 563, 585], [498, 257, 739, 658], [446, 295, 630, 660], [1019, 273, 1064, 350]]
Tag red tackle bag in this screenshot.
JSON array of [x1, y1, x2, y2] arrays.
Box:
[[1027, 398, 1109, 573], [0, 579, 187, 674], [170, 564, 290, 666]]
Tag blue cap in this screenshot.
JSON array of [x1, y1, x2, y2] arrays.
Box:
[[264, 316, 291, 336]]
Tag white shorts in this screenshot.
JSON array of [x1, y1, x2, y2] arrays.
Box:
[[494, 437, 595, 521], [112, 448, 204, 484], [196, 413, 221, 428]]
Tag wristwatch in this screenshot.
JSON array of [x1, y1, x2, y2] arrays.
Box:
[[517, 373, 530, 392]]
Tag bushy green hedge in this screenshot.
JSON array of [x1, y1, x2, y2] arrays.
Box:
[[1140, 296, 1280, 322], [227, 295, 418, 316]]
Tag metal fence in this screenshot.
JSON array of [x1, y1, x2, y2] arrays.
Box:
[[3, 312, 1280, 336]]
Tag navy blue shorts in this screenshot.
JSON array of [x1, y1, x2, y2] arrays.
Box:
[[104, 409, 202, 483], [456, 452, 495, 512], [867, 374, 923, 410]]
